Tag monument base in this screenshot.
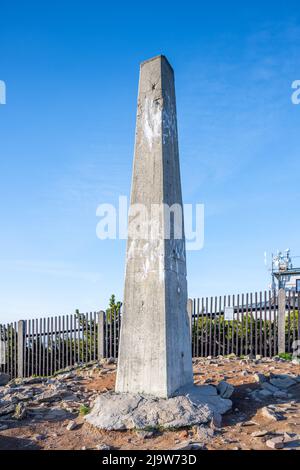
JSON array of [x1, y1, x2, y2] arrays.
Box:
[[85, 385, 232, 431]]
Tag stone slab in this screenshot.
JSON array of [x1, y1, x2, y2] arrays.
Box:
[[85, 386, 232, 431]]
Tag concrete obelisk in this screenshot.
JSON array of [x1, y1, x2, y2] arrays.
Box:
[[116, 55, 193, 398]]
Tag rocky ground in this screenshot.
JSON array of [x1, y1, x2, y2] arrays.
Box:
[[0, 356, 300, 451]]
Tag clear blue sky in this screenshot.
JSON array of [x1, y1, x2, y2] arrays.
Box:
[[1, 1, 300, 323]]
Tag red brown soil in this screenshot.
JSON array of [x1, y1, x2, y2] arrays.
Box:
[[0, 359, 299, 450]]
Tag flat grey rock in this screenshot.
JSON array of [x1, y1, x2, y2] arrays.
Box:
[[172, 441, 206, 450], [266, 436, 284, 449], [273, 390, 289, 399], [216, 381, 234, 399], [253, 373, 267, 384], [261, 406, 284, 422], [85, 386, 232, 431], [270, 376, 296, 389], [261, 382, 279, 393], [0, 403, 15, 416], [257, 389, 273, 399], [0, 374, 10, 386]]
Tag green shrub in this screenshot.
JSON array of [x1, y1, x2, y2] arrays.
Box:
[[192, 309, 299, 352], [79, 404, 90, 416], [278, 352, 293, 361]]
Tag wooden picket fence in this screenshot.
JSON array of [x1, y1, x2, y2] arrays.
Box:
[[189, 290, 299, 358], [0, 291, 299, 379], [0, 310, 121, 380]]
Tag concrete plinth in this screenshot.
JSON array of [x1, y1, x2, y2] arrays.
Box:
[[85, 386, 232, 431], [115, 55, 193, 398]]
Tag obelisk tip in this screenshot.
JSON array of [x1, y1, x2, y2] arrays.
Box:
[[140, 55, 174, 73]]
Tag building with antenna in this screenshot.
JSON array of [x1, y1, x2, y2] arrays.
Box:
[[271, 249, 300, 292]]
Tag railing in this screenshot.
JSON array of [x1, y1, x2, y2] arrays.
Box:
[[0, 310, 120, 379], [188, 290, 299, 358], [1, 290, 299, 379]]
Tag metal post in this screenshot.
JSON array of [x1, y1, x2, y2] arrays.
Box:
[[17, 320, 25, 378], [97, 311, 105, 360], [278, 288, 286, 355]]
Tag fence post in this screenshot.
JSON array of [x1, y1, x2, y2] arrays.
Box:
[[187, 299, 193, 339], [278, 288, 286, 355], [97, 311, 105, 360], [17, 320, 25, 378]]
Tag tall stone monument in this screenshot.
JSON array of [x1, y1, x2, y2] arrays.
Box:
[[86, 56, 232, 430], [116, 55, 193, 398]]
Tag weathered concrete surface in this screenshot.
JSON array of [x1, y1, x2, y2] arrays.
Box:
[[116, 55, 193, 398], [86, 386, 232, 431]]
